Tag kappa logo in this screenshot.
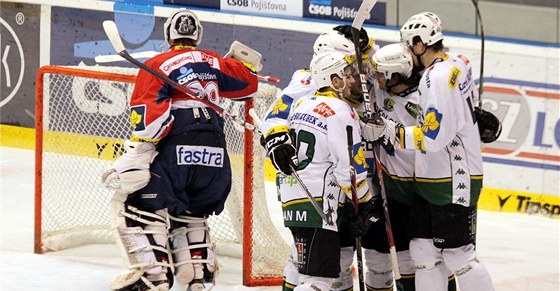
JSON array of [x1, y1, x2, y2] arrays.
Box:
[[455, 197, 467, 205], [455, 168, 466, 175], [456, 183, 468, 190], [313, 102, 336, 117]]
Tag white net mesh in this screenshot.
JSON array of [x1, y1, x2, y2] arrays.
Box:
[[36, 65, 289, 284]]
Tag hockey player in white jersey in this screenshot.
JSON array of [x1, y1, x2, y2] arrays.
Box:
[[360, 43, 457, 291], [275, 50, 376, 291], [259, 27, 377, 291], [362, 12, 494, 291], [360, 42, 421, 291]]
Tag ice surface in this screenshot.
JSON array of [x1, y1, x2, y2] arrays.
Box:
[[1, 147, 558, 290]]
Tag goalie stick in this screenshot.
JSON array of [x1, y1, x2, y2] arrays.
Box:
[[103, 20, 261, 135], [351, 0, 401, 280], [346, 126, 365, 291]]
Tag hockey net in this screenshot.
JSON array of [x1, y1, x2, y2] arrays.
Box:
[[34, 65, 290, 286]]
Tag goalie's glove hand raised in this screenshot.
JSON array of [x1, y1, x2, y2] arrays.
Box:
[[360, 114, 400, 153], [225, 41, 263, 73], [347, 197, 381, 238], [264, 132, 298, 175], [101, 140, 158, 195], [475, 108, 502, 143]]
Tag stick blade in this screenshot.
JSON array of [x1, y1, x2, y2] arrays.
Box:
[[103, 20, 126, 53], [351, 0, 378, 29]]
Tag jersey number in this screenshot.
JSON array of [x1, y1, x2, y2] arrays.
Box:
[[290, 129, 316, 170]]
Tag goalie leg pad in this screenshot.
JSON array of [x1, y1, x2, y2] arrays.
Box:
[[169, 215, 218, 288], [111, 198, 172, 290], [441, 244, 493, 291]]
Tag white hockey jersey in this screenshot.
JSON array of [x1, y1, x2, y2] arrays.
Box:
[[399, 53, 483, 206], [279, 91, 371, 231], [372, 82, 419, 179], [260, 69, 316, 137]]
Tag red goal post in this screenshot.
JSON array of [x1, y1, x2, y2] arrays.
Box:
[[34, 65, 289, 286]]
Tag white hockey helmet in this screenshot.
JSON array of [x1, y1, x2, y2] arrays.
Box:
[[310, 51, 352, 89], [400, 12, 443, 47], [313, 30, 355, 56], [370, 43, 413, 79], [164, 9, 203, 46]]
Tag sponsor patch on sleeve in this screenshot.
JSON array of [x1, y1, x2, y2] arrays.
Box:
[[266, 95, 293, 120], [176, 145, 224, 167], [353, 143, 369, 174], [130, 105, 146, 131], [413, 126, 427, 154], [448, 66, 462, 89], [422, 108, 442, 140]]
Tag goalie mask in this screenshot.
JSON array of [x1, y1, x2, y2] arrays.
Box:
[[400, 12, 443, 47], [164, 9, 203, 46]]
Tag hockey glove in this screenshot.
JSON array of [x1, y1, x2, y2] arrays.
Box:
[[475, 107, 502, 143], [333, 25, 371, 54], [360, 114, 400, 153], [348, 197, 381, 238], [101, 140, 158, 195], [264, 132, 298, 175]]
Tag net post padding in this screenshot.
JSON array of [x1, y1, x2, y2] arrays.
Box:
[[34, 65, 289, 286]]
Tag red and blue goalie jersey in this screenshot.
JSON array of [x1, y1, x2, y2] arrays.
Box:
[[128, 47, 258, 142]]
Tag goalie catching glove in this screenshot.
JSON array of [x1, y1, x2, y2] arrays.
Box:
[[347, 197, 381, 238], [264, 132, 298, 175], [224, 41, 263, 73], [360, 114, 401, 153], [475, 107, 502, 143], [101, 140, 158, 195]]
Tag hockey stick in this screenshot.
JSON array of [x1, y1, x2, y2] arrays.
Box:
[[350, 0, 401, 280], [95, 51, 281, 83], [346, 126, 365, 291], [250, 108, 331, 225], [289, 165, 331, 225], [373, 146, 401, 279], [103, 20, 261, 135], [351, 0, 377, 118], [472, 0, 485, 107]]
